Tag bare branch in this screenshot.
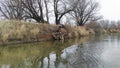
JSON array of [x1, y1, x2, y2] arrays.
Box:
[[71, 0, 100, 26]]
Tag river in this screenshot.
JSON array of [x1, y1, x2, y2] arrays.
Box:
[[0, 34, 120, 68]]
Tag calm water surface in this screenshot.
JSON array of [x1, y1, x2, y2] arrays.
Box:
[[0, 34, 120, 68]]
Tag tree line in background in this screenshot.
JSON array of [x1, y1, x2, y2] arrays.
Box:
[[99, 20, 120, 30], [0, 0, 101, 25], [84, 19, 120, 34]]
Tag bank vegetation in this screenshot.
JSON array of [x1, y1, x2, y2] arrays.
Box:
[[0, 20, 95, 44]]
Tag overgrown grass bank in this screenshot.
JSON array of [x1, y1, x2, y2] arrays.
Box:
[[0, 20, 94, 44]]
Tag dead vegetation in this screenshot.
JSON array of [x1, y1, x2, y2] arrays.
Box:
[[0, 20, 94, 44]]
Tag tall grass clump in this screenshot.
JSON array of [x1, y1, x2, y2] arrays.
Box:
[[64, 23, 94, 38]]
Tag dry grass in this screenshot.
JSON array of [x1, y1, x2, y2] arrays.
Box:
[[109, 29, 120, 33], [0, 20, 57, 43], [64, 24, 94, 38], [75, 26, 89, 36], [0, 20, 94, 43], [68, 26, 94, 37], [1, 33, 9, 43]]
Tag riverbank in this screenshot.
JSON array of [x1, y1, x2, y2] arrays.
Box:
[[0, 20, 95, 44]]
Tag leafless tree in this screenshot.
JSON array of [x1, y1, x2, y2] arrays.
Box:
[[99, 20, 110, 29], [0, 0, 24, 20], [110, 21, 117, 29], [44, 0, 49, 23], [0, 0, 101, 25], [21, 0, 46, 23], [71, 0, 100, 26], [53, 0, 75, 24], [117, 21, 120, 29]]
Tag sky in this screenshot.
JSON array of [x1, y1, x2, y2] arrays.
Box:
[[100, 0, 120, 21]]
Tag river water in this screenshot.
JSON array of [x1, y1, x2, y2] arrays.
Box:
[[0, 34, 120, 68]]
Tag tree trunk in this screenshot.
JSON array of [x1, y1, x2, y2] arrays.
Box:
[[56, 19, 60, 25]]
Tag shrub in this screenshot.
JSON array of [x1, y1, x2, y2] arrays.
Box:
[[1, 33, 9, 43]]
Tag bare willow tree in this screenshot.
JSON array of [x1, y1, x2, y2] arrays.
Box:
[[0, 0, 24, 20], [71, 0, 100, 26], [53, 0, 75, 24], [21, 0, 44, 23]]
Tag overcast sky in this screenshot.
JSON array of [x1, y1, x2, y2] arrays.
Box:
[[100, 0, 120, 21]]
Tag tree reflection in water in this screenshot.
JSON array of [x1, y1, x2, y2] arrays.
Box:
[[0, 36, 105, 68], [68, 44, 104, 68]]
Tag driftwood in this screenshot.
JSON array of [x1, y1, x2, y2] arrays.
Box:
[[52, 24, 67, 40], [52, 32, 67, 40]]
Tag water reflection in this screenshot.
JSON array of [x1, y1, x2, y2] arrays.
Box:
[[0, 37, 90, 68], [0, 34, 120, 68]]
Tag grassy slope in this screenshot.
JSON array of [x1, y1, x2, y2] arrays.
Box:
[[0, 20, 94, 44]]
